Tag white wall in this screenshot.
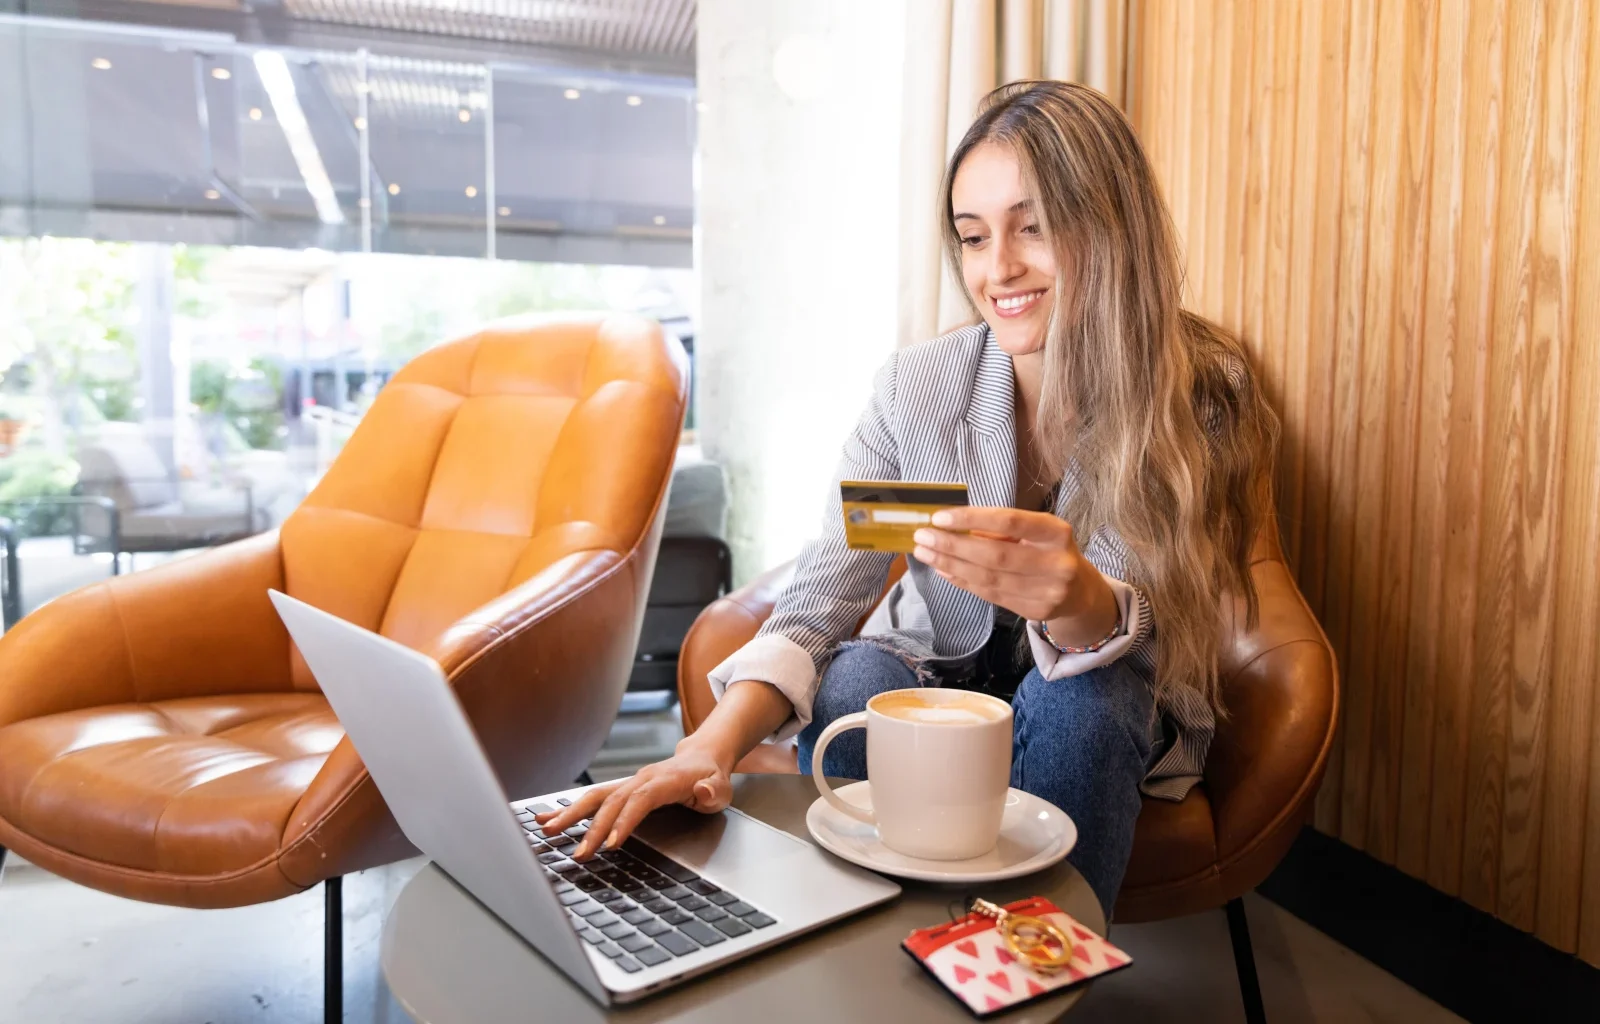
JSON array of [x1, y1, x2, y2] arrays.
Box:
[[695, 0, 909, 583]]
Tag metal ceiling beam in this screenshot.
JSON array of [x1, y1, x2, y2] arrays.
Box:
[[15, 0, 696, 78]]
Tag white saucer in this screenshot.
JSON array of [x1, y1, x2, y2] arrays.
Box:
[[805, 782, 1078, 884]]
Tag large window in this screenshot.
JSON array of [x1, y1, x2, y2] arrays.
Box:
[[0, 237, 693, 624], [0, 13, 697, 629], [0, 15, 694, 264]]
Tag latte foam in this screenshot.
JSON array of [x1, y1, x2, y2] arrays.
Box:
[[871, 690, 1008, 724]]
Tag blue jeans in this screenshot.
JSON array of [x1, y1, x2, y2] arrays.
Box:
[[796, 643, 1154, 916]]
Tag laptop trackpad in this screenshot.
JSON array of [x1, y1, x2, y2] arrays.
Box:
[[633, 804, 872, 918]]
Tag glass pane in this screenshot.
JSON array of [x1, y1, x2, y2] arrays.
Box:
[[340, 55, 492, 258], [491, 68, 694, 267]]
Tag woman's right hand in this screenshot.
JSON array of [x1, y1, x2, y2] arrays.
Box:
[[536, 677, 797, 859], [534, 740, 735, 860]]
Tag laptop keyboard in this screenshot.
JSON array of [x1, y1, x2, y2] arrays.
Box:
[[516, 800, 778, 975]]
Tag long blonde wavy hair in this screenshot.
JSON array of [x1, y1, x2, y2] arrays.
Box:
[[940, 80, 1280, 711]]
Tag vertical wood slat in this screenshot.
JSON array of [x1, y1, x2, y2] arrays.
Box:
[[1538, 0, 1599, 954], [1365, 0, 1438, 866], [1262, 0, 1298, 454], [1167, 0, 1194, 288], [1323, 0, 1378, 845], [1198, 0, 1236, 326], [1126, 0, 1600, 964], [1178, 0, 1211, 313], [1339, 0, 1406, 854], [1396, 0, 1467, 882], [1238, 0, 1274, 370], [1277, 0, 1325, 574], [1462, 0, 1541, 916], [1426, 0, 1502, 899], [1308, 0, 1356, 836], [1571, 0, 1600, 966], [1218, 0, 1255, 334], [1500, 0, 1580, 934]]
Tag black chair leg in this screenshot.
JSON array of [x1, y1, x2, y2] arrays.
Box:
[[1225, 897, 1267, 1024], [325, 876, 343, 1024]]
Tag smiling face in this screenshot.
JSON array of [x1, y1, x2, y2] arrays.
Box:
[[951, 141, 1061, 357]]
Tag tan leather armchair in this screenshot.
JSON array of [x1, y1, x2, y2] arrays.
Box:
[[677, 528, 1337, 1023], [0, 314, 687, 1022]]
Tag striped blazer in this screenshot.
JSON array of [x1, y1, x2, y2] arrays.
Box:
[[707, 323, 1220, 800]]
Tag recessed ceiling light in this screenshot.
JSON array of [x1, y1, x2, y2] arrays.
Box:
[[498, 206, 510, 217], [387, 183, 400, 195], [204, 189, 221, 200], [91, 57, 112, 71], [358, 197, 370, 209], [653, 215, 666, 225], [563, 88, 580, 100], [249, 107, 263, 120], [458, 108, 471, 122], [626, 95, 642, 106], [354, 116, 367, 130], [465, 185, 478, 198], [211, 67, 231, 81]]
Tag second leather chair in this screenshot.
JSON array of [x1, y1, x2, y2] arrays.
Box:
[[0, 313, 689, 1023]]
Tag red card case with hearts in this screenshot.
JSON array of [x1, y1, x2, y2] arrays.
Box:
[[901, 896, 1132, 1018]]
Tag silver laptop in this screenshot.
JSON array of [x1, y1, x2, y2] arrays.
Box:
[[269, 590, 900, 1005]]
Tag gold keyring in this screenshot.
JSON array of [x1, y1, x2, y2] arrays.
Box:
[[970, 899, 1075, 973], [999, 913, 1074, 971]]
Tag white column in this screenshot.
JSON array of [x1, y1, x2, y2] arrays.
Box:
[[696, 0, 909, 584]]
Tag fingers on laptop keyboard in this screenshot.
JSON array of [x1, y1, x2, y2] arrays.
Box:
[[535, 788, 608, 834]]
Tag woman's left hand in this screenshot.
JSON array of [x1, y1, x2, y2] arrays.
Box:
[[913, 506, 1119, 642]]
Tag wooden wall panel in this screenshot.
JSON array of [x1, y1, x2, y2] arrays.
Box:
[[1129, 0, 1600, 963]]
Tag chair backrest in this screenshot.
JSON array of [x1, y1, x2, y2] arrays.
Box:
[[278, 314, 687, 691], [76, 426, 178, 510], [1205, 524, 1339, 858]]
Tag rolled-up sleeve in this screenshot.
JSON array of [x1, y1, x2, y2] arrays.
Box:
[[705, 634, 820, 742], [1026, 576, 1154, 680]]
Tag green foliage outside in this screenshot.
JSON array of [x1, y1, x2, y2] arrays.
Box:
[[0, 449, 83, 535], [0, 237, 141, 435], [191, 356, 287, 451]]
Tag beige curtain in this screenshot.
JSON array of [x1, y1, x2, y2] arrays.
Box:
[[897, 0, 1131, 347]]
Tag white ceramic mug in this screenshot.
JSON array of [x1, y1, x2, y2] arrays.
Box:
[[811, 687, 1013, 861]]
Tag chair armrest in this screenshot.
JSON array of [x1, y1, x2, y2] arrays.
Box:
[[0, 495, 121, 553], [0, 530, 291, 730], [674, 555, 910, 735], [434, 548, 642, 795], [281, 547, 650, 883], [676, 559, 798, 734]]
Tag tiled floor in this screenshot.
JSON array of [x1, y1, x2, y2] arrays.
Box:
[[0, 703, 1463, 1024]]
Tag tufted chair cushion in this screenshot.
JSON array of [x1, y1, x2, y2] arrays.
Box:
[[0, 314, 687, 908]]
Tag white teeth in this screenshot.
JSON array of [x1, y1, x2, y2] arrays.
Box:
[[995, 291, 1042, 311]]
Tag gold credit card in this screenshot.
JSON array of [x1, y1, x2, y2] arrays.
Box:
[[841, 480, 970, 553]]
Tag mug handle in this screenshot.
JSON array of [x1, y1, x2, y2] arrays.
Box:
[[811, 712, 875, 824]]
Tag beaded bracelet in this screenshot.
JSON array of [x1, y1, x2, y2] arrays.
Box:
[[1037, 609, 1125, 655]]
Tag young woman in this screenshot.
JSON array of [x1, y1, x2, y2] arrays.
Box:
[[539, 81, 1278, 914]]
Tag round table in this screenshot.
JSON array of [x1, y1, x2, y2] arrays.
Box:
[[381, 774, 1105, 1023]]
